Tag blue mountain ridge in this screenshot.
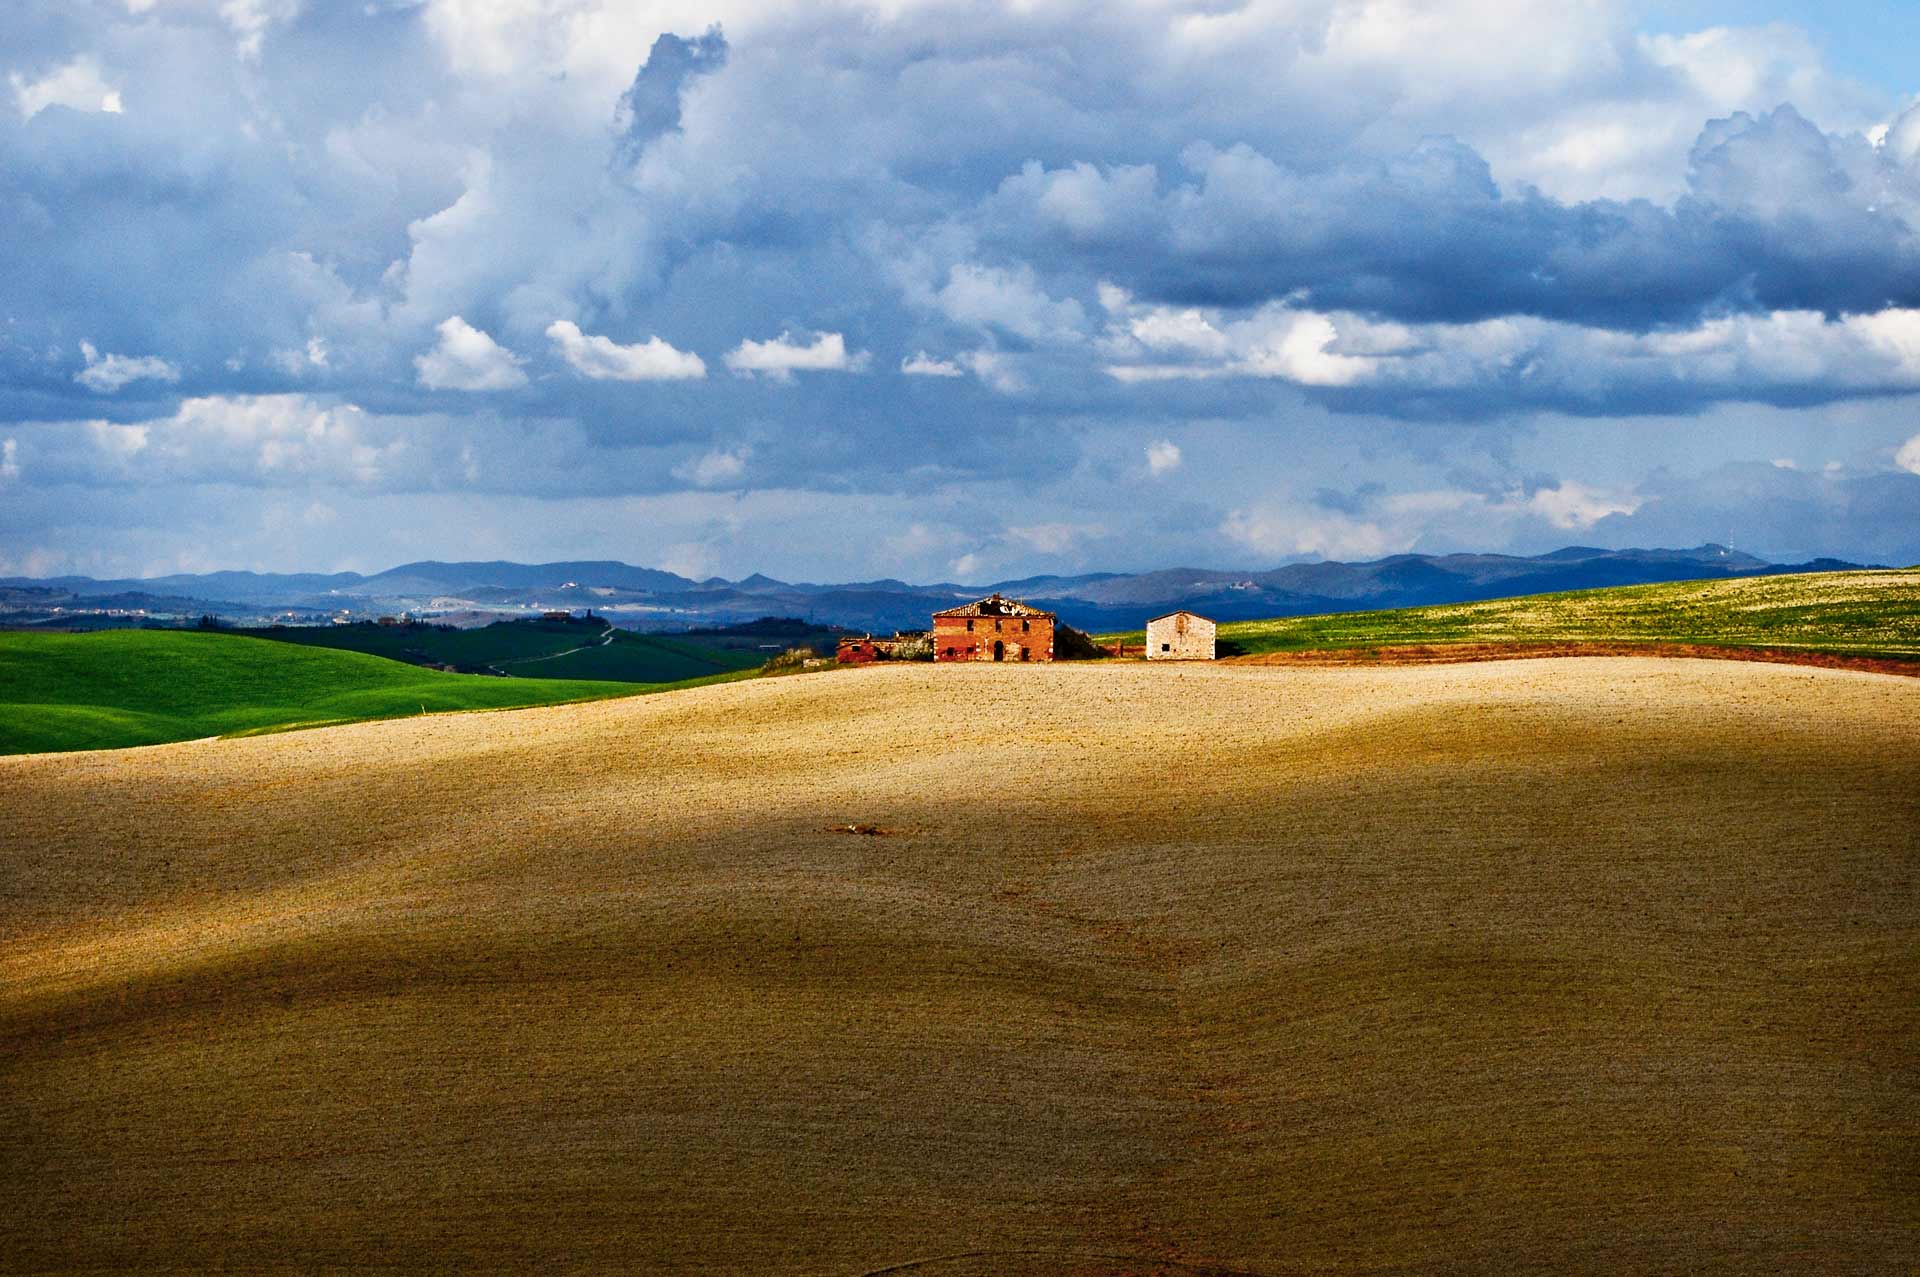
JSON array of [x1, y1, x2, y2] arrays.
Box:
[[0, 544, 1873, 634]]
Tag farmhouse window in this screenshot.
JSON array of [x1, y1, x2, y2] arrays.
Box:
[[1022, 620, 1029, 631], [966, 619, 973, 631], [995, 619, 1002, 631], [1161, 643, 1170, 651]]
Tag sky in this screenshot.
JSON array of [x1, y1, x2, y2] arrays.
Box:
[[2, 0, 1918, 583]]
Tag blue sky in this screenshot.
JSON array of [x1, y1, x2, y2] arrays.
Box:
[[2, 0, 1917, 581], [1640, 1, 1917, 99]]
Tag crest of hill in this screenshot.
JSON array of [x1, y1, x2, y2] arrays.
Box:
[[2, 660, 1914, 1271], [1098, 568, 1920, 663]]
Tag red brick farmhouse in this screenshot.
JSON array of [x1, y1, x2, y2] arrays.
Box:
[[932, 594, 1055, 662]]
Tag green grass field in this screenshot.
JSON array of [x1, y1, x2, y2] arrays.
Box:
[[0, 630, 751, 755], [1101, 569, 1920, 660], [674, 618, 848, 657], [241, 618, 764, 683]]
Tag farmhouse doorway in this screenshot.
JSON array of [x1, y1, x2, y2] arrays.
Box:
[[993, 640, 1004, 661]]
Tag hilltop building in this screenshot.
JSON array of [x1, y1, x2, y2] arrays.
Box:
[[1146, 610, 1216, 660], [932, 594, 1055, 662], [836, 631, 929, 664]]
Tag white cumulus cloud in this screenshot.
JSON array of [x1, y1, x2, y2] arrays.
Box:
[[1896, 433, 1920, 476], [415, 316, 528, 391], [1524, 480, 1642, 529], [546, 320, 706, 381], [1102, 299, 1920, 406], [958, 350, 1027, 395], [270, 336, 330, 376], [10, 57, 123, 119], [933, 263, 1087, 343], [75, 341, 180, 394], [71, 395, 402, 487], [1126, 307, 1230, 359], [1008, 522, 1099, 555], [219, 0, 301, 61], [1220, 506, 1399, 562], [899, 346, 1024, 391], [127, 0, 301, 61], [0, 438, 19, 483], [1221, 476, 1643, 563], [723, 330, 867, 381], [901, 351, 964, 377], [674, 446, 749, 487], [1145, 439, 1182, 475]]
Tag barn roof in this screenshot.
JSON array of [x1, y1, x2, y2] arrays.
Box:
[[1146, 609, 1216, 624], [931, 593, 1055, 619]]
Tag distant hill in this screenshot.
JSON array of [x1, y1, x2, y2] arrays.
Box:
[[0, 544, 1876, 635], [0, 630, 703, 754], [1100, 568, 1920, 663], [242, 616, 766, 683], [359, 560, 701, 598]]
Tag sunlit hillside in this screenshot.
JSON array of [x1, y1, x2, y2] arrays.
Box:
[[4, 660, 1915, 1274], [0, 630, 711, 754], [1103, 569, 1920, 661]]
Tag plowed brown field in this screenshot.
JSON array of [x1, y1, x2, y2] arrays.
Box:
[[3, 659, 1916, 1275]]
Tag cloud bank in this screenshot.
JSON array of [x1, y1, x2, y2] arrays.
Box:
[[0, 0, 1916, 577]]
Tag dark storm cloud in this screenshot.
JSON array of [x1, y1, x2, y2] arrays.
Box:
[[616, 28, 728, 162], [1590, 463, 1920, 565], [986, 107, 1920, 329]]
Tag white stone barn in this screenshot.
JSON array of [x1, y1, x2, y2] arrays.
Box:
[[1146, 610, 1216, 660]]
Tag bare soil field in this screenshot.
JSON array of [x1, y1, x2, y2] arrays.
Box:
[[3, 660, 1916, 1275]]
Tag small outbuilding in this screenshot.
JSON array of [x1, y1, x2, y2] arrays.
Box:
[[1145, 610, 1216, 660], [836, 631, 929, 664]]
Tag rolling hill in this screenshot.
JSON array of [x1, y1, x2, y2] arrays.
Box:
[[0, 630, 718, 755], [2, 661, 1915, 1272], [240, 616, 766, 682], [1104, 568, 1920, 662]]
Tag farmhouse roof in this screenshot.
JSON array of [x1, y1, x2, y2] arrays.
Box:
[[1146, 609, 1216, 624], [931, 592, 1055, 620]]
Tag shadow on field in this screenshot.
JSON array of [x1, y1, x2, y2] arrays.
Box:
[[3, 661, 1915, 1274]]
